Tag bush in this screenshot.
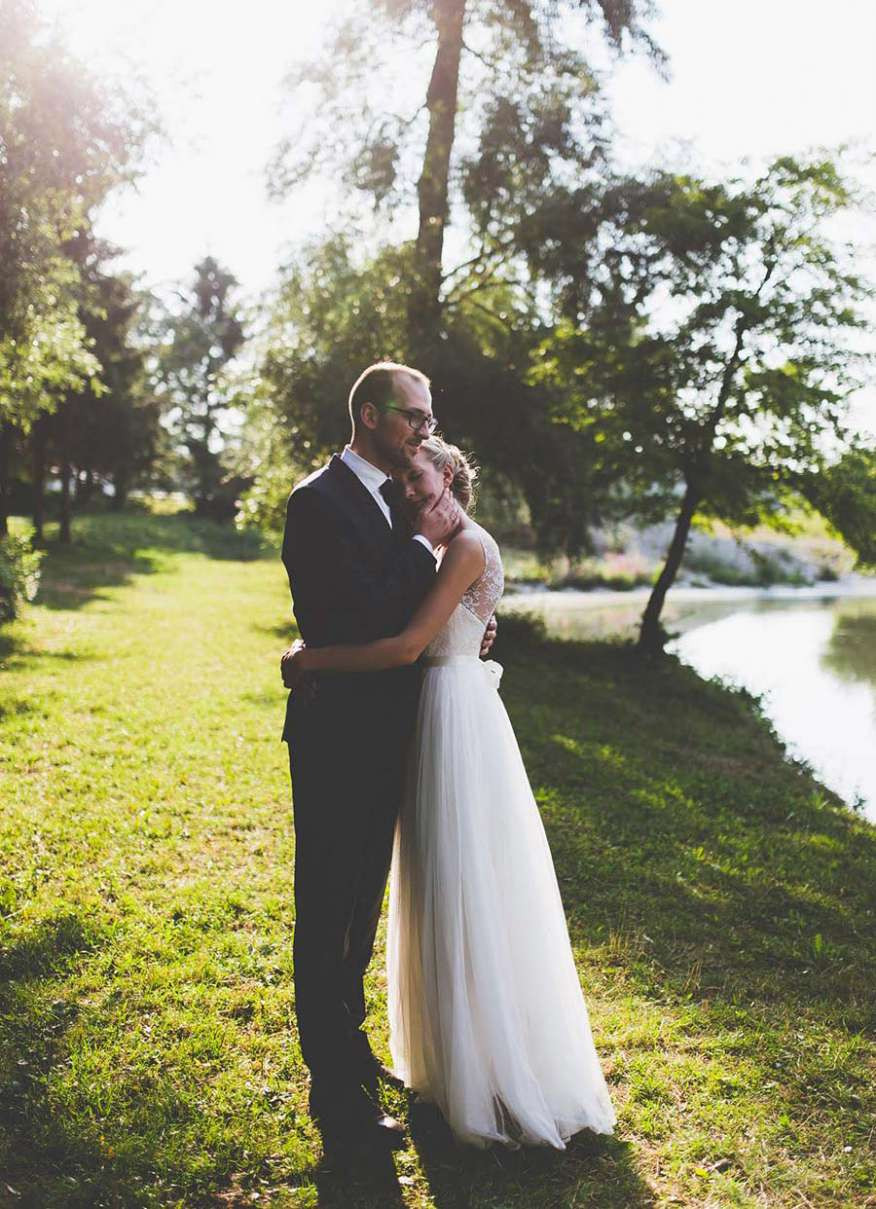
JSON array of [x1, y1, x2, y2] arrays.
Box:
[[234, 459, 293, 534], [0, 530, 43, 622], [493, 609, 549, 656]]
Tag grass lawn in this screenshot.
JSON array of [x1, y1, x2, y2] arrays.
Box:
[[1, 510, 874, 1209]]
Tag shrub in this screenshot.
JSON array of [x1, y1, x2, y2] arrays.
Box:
[[0, 531, 43, 622], [493, 609, 549, 655], [234, 459, 293, 535]]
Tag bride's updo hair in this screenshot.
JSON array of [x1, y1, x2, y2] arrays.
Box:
[[419, 435, 478, 512]]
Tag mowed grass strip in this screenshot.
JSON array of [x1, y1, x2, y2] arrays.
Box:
[[0, 510, 874, 1209]]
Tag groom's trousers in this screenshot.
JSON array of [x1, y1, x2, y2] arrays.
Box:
[[286, 671, 419, 1090]]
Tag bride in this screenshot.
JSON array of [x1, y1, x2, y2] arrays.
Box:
[[283, 436, 617, 1149]]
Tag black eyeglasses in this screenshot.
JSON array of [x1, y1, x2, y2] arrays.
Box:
[[379, 403, 438, 435]]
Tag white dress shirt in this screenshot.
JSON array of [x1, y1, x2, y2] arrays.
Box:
[[340, 445, 434, 554]]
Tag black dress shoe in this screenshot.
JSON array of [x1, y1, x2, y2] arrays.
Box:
[[319, 1108, 407, 1153], [309, 1082, 406, 1151]]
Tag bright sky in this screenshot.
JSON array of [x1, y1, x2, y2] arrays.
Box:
[[40, 0, 876, 428], [608, 0, 876, 172], [41, 0, 342, 299]]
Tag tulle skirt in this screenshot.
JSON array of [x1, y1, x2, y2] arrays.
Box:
[[386, 656, 617, 1148]]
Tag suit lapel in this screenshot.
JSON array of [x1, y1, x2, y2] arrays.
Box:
[[324, 453, 396, 550], [382, 480, 414, 540]]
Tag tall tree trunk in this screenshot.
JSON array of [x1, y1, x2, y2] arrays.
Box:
[[112, 466, 128, 512], [408, 0, 466, 371], [638, 480, 700, 655], [58, 412, 72, 544], [31, 416, 48, 542], [0, 421, 12, 538], [637, 314, 755, 656], [79, 465, 95, 506]]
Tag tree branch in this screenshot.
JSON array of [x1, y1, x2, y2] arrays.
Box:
[[460, 38, 503, 71], [441, 234, 518, 284], [443, 275, 534, 308], [696, 255, 780, 470]]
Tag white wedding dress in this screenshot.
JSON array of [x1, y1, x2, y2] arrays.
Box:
[[386, 521, 617, 1148]]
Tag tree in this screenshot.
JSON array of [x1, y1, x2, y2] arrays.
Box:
[[34, 231, 163, 541], [0, 0, 151, 533], [531, 157, 874, 652], [152, 258, 245, 516], [799, 445, 876, 569], [255, 2, 664, 548], [269, 0, 661, 377], [247, 233, 611, 551]]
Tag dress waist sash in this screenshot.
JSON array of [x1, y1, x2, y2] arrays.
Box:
[[421, 654, 480, 666]]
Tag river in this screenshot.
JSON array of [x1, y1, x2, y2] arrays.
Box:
[[502, 582, 876, 823]]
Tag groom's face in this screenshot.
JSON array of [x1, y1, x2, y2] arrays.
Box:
[[372, 375, 435, 472]]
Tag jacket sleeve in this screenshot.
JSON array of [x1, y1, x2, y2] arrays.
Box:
[[281, 483, 437, 640]]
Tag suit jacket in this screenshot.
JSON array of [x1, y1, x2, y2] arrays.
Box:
[[281, 453, 437, 739]]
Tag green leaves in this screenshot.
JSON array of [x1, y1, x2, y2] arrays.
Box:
[[0, 0, 150, 451], [538, 155, 873, 525], [797, 446, 876, 569], [0, 526, 44, 620], [0, 256, 100, 431], [525, 154, 876, 647], [150, 258, 247, 516]]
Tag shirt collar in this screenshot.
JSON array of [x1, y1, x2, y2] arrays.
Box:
[[341, 445, 390, 494]]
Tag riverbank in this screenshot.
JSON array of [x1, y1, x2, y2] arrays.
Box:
[[1, 511, 874, 1207], [506, 572, 876, 607], [501, 572, 876, 638], [501, 579, 876, 823], [498, 509, 861, 593]]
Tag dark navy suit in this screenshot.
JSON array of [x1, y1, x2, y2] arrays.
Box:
[[281, 453, 436, 1088]]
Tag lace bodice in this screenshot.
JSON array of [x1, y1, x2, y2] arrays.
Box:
[[423, 523, 504, 658]]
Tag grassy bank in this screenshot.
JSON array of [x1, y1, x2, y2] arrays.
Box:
[[1, 512, 874, 1208]]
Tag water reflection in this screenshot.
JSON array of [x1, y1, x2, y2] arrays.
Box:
[[672, 599, 876, 821], [503, 589, 876, 821], [822, 604, 876, 687]]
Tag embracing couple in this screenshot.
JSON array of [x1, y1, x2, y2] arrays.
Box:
[[279, 361, 616, 1155]]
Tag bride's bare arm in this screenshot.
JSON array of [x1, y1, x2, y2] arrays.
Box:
[[292, 531, 486, 677]]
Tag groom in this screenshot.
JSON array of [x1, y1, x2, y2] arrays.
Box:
[[280, 362, 495, 1150]]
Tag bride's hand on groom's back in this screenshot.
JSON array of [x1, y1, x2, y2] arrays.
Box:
[[281, 640, 312, 695]]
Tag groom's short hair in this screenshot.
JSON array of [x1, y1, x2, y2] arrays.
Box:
[[348, 362, 430, 430]]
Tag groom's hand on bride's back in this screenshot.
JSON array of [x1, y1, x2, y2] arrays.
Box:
[[480, 614, 497, 658]]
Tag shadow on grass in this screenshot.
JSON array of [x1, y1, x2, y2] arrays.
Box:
[[0, 904, 652, 1209], [4, 620, 873, 1206], [0, 912, 250, 1209], [287, 1103, 652, 1209], [27, 511, 274, 613], [0, 913, 114, 1205], [305, 1147, 408, 1209], [252, 620, 298, 643], [408, 1100, 652, 1209], [0, 644, 95, 690], [0, 697, 34, 724], [501, 636, 876, 1025]]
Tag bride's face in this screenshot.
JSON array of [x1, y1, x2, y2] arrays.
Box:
[[400, 449, 451, 508]]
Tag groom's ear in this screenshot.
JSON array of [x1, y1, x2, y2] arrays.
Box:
[[359, 401, 380, 431]]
